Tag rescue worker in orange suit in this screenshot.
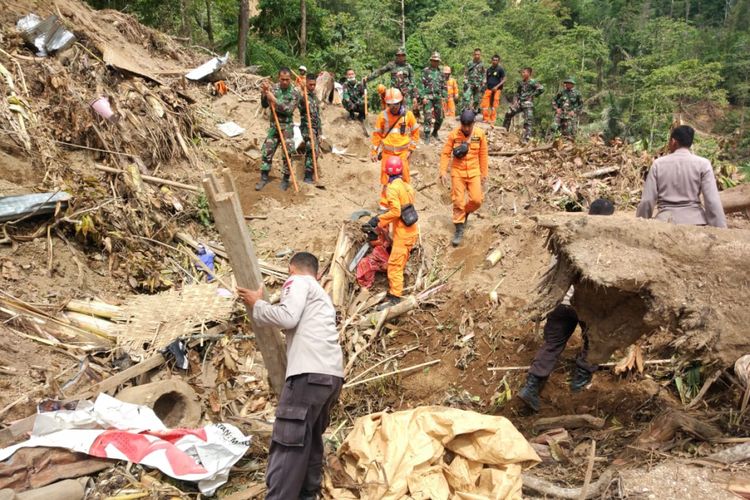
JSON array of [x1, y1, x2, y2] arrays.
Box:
[[377, 84, 387, 110], [443, 66, 459, 118], [371, 88, 420, 210], [365, 156, 419, 310], [480, 55, 506, 123], [440, 109, 488, 246]]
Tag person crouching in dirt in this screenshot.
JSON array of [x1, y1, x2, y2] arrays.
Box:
[[517, 199, 615, 412], [237, 252, 343, 500], [440, 109, 489, 247], [257, 67, 301, 191], [364, 156, 419, 310]]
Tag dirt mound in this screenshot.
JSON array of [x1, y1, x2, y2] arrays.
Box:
[[534, 214, 750, 366]]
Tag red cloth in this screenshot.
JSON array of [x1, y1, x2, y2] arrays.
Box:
[[356, 245, 390, 288]]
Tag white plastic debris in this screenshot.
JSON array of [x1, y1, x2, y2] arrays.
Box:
[[17, 14, 76, 57], [186, 53, 230, 81], [0, 394, 250, 495], [217, 121, 245, 137]]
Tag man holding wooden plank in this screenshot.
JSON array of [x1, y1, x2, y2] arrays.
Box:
[[237, 252, 343, 500]]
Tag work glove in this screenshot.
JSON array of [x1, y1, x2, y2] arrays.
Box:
[[367, 216, 380, 228]]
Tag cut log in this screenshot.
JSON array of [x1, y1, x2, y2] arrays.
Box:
[[330, 225, 354, 308], [720, 183, 750, 213], [202, 170, 287, 395], [72, 352, 166, 400], [485, 248, 503, 267], [533, 414, 606, 432], [357, 295, 418, 328], [581, 166, 619, 178]]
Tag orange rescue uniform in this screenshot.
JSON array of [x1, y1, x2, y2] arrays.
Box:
[[371, 109, 420, 207], [444, 77, 459, 117], [378, 178, 419, 297], [440, 126, 489, 223], [481, 89, 502, 123]]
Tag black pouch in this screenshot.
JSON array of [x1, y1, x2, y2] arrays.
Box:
[[400, 203, 419, 226], [453, 142, 469, 158], [399, 122, 406, 135]]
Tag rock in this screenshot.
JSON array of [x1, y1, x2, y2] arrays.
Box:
[[116, 379, 201, 428]]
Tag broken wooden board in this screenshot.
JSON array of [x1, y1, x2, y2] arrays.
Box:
[[533, 214, 750, 367]]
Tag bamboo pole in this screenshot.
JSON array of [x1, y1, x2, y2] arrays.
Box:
[[343, 359, 439, 388], [302, 87, 320, 182], [94, 164, 200, 192], [270, 103, 299, 193]]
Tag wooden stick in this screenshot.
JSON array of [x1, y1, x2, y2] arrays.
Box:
[[202, 170, 287, 395], [524, 468, 615, 500], [72, 353, 166, 400], [346, 345, 419, 384], [418, 180, 437, 191], [270, 103, 299, 193], [533, 414, 606, 432], [686, 369, 723, 409], [0, 395, 28, 421], [343, 359, 439, 388], [487, 358, 673, 371], [577, 439, 596, 500], [244, 214, 268, 220], [302, 87, 320, 182], [94, 164, 200, 192]]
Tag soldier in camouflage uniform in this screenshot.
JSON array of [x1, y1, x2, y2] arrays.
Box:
[[552, 77, 583, 138], [365, 48, 417, 109], [502, 67, 544, 143], [419, 52, 447, 144], [299, 74, 322, 184], [258, 68, 301, 191], [342, 68, 366, 120], [463, 48, 485, 114]]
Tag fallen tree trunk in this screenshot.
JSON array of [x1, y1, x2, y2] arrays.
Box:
[[719, 183, 750, 214], [581, 166, 619, 178], [532, 215, 750, 367], [533, 414, 606, 432], [330, 225, 355, 308], [357, 295, 418, 328]]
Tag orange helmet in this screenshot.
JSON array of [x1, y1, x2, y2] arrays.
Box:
[[384, 88, 403, 104], [377, 83, 386, 95]]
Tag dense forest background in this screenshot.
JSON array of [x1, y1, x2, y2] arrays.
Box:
[[86, 0, 749, 168]]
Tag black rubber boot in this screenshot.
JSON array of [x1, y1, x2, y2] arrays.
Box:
[[422, 129, 430, 144], [518, 374, 546, 412], [279, 174, 290, 191], [502, 115, 512, 130], [254, 171, 270, 191], [570, 366, 593, 392], [464, 212, 470, 229], [303, 171, 314, 184], [349, 111, 356, 120], [451, 223, 465, 247], [376, 293, 402, 311]]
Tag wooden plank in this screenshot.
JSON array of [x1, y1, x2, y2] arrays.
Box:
[[202, 170, 287, 395], [72, 353, 166, 400]]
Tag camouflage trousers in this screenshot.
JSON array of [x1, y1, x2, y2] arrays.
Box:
[[462, 85, 482, 112], [261, 122, 295, 174], [503, 101, 534, 141], [552, 112, 578, 137], [422, 97, 444, 134], [302, 130, 321, 175]]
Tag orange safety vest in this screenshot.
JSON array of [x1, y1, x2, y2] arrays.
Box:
[[446, 78, 459, 99], [440, 126, 489, 178], [378, 177, 419, 241], [372, 109, 420, 154]]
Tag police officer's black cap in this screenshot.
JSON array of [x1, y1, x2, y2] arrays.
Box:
[[460, 109, 476, 125]]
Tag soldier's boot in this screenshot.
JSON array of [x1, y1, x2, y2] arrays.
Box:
[[279, 174, 290, 191], [254, 171, 270, 191], [451, 223, 465, 247], [303, 170, 314, 184], [570, 366, 593, 392], [502, 114, 512, 130], [422, 129, 430, 145], [518, 374, 546, 412], [348, 111, 356, 120]]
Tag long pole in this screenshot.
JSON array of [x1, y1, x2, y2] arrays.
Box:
[[302, 89, 320, 182], [270, 103, 299, 193], [364, 87, 368, 117]]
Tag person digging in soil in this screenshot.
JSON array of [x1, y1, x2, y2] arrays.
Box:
[[257, 67, 301, 191], [364, 156, 419, 310], [237, 252, 344, 500], [517, 198, 615, 412], [440, 109, 489, 247], [298, 74, 323, 184]]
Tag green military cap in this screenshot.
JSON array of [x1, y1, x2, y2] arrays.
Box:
[[430, 51, 441, 61], [396, 47, 407, 56], [563, 76, 576, 84]]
